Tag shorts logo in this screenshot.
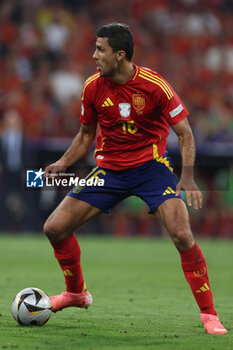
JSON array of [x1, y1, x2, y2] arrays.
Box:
[[163, 186, 175, 195], [26, 168, 45, 187], [193, 267, 206, 277], [119, 103, 131, 118], [132, 93, 145, 111]]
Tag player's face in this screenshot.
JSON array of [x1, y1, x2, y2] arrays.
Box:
[[93, 37, 120, 77]]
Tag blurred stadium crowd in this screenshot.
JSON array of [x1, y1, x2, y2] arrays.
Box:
[[0, 0, 232, 236]]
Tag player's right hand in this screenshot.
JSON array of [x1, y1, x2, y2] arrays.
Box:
[[44, 160, 67, 178]]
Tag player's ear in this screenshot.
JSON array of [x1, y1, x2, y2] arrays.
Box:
[[116, 50, 126, 62]]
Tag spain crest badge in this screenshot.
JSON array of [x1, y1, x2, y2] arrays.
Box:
[[132, 93, 145, 111]]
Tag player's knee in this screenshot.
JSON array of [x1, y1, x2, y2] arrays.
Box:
[[43, 219, 60, 239], [171, 227, 194, 251]]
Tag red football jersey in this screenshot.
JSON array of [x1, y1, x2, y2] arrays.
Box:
[[80, 64, 189, 170]]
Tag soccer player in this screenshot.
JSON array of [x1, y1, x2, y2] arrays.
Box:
[[44, 23, 227, 335]]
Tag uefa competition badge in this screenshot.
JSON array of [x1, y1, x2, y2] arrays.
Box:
[[119, 103, 131, 118], [26, 168, 45, 188]]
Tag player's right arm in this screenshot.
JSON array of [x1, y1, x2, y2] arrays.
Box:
[[44, 122, 97, 176]]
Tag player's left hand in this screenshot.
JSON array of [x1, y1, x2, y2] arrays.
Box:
[[175, 178, 203, 209]]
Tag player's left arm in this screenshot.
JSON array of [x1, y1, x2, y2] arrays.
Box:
[[171, 118, 203, 209]]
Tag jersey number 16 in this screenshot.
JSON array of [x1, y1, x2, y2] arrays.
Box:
[[118, 120, 138, 134]]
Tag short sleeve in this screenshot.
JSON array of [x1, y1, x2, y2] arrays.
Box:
[[79, 84, 97, 125], [157, 78, 189, 126]]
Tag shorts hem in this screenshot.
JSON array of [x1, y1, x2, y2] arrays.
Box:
[[148, 195, 184, 214], [67, 192, 112, 214]]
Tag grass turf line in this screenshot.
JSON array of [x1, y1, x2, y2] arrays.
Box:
[[0, 235, 232, 350]]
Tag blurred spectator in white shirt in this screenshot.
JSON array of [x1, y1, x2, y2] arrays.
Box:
[[50, 57, 83, 105]]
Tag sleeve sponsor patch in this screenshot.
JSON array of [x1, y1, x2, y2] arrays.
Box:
[[81, 104, 84, 116], [169, 104, 184, 118]]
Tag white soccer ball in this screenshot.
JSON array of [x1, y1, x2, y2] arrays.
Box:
[[12, 287, 52, 326]]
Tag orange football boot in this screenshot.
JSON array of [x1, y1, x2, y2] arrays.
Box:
[[50, 290, 93, 312], [200, 313, 227, 335]]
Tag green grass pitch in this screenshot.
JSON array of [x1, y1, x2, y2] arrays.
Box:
[[0, 235, 232, 350]]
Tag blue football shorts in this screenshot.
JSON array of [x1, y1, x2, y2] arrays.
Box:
[[68, 157, 183, 214]]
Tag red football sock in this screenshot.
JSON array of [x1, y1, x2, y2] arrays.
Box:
[[50, 233, 85, 293], [179, 242, 217, 315]]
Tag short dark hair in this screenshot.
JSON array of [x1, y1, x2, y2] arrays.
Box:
[[96, 23, 134, 61]]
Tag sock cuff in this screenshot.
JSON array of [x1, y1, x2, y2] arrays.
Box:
[[50, 233, 81, 261], [179, 242, 202, 263]]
